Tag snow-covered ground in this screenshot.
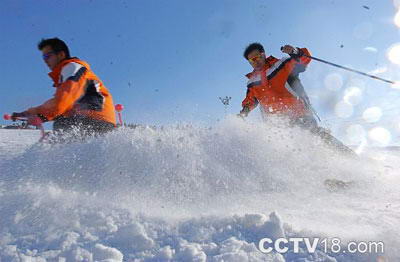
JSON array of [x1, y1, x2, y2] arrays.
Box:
[[0, 117, 398, 261]]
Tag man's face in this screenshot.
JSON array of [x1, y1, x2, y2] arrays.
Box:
[[41, 45, 65, 70], [247, 49, 266, 70]]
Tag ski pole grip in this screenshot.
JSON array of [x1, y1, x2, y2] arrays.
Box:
[[3, 114, 11, 120]]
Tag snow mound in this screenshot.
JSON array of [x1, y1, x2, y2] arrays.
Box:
[[0, 116, 398, 260]]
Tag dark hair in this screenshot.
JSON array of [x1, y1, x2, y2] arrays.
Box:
[[38, 38, 70, 58], [243, 42, 265, 59]]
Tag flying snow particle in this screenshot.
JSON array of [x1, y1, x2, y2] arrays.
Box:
[[387, 43, 400, 65], [363, 107, 383, 123]]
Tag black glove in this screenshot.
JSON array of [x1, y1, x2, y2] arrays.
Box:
[[11, 111, 27, 121], [238, 107, 250, 118]]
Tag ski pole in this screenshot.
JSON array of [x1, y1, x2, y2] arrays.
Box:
[[115, 104, 124, 126], [305, 55, 395, 84], [3, 113, 47, 140], [281, 47, 396, 84]]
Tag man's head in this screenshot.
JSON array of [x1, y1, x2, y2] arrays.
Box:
[[243, 42, 266, 70], [38, 38, 71, 70]]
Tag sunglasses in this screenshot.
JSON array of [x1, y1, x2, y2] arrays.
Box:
[[248, 54, 264, 63], [42, 51, 56, 60]]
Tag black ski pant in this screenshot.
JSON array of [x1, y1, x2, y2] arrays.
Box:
[[47, 115, 115, 143], [290, 115, 355, 155]]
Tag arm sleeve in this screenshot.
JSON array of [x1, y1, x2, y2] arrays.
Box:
[[241, 88, 259, 112], [26, 63, 87, 121], [277, 48, 311, 83], [290, 47, 312, 66]]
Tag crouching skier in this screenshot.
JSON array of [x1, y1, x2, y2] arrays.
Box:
[[238, 42, 354, 155], [12, 38, 116, 142]]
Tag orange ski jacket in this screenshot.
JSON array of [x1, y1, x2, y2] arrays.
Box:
[[242, 48, 312, 118], [26, 58, 116, 125]]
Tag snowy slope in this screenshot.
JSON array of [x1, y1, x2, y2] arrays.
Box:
[[0, 117, 398, 261]]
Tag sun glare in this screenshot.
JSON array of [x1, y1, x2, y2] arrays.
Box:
[[335, 101, 353, 118], [368, 127, 391, 146], [363, 107, 383, 123], [343, 87, 363, 105], [395, 9, 400, 27], [324, 73, 343, 91], [387, 43, 400, 65], [391, 81, 400, 89], [346, 124, 366, 144]]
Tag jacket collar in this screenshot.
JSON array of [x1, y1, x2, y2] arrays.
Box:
[[245, 55, 277, 78], [48, 57, 85, 85]]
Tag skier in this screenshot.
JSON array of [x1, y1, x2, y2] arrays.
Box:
[[11, 38, 116, 140], [238, 42, 353, 154]]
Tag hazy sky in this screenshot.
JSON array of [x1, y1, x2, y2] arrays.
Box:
[[1, 0, 400, 145]]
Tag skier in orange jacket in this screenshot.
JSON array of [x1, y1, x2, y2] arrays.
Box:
[[12, 38, 116, 137], [239, 42, 317, 128], [239, 42, 354, 154]]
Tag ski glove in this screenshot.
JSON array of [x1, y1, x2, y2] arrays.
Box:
[[238, 107, 250, 118], [11, 111, 27, 121]]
